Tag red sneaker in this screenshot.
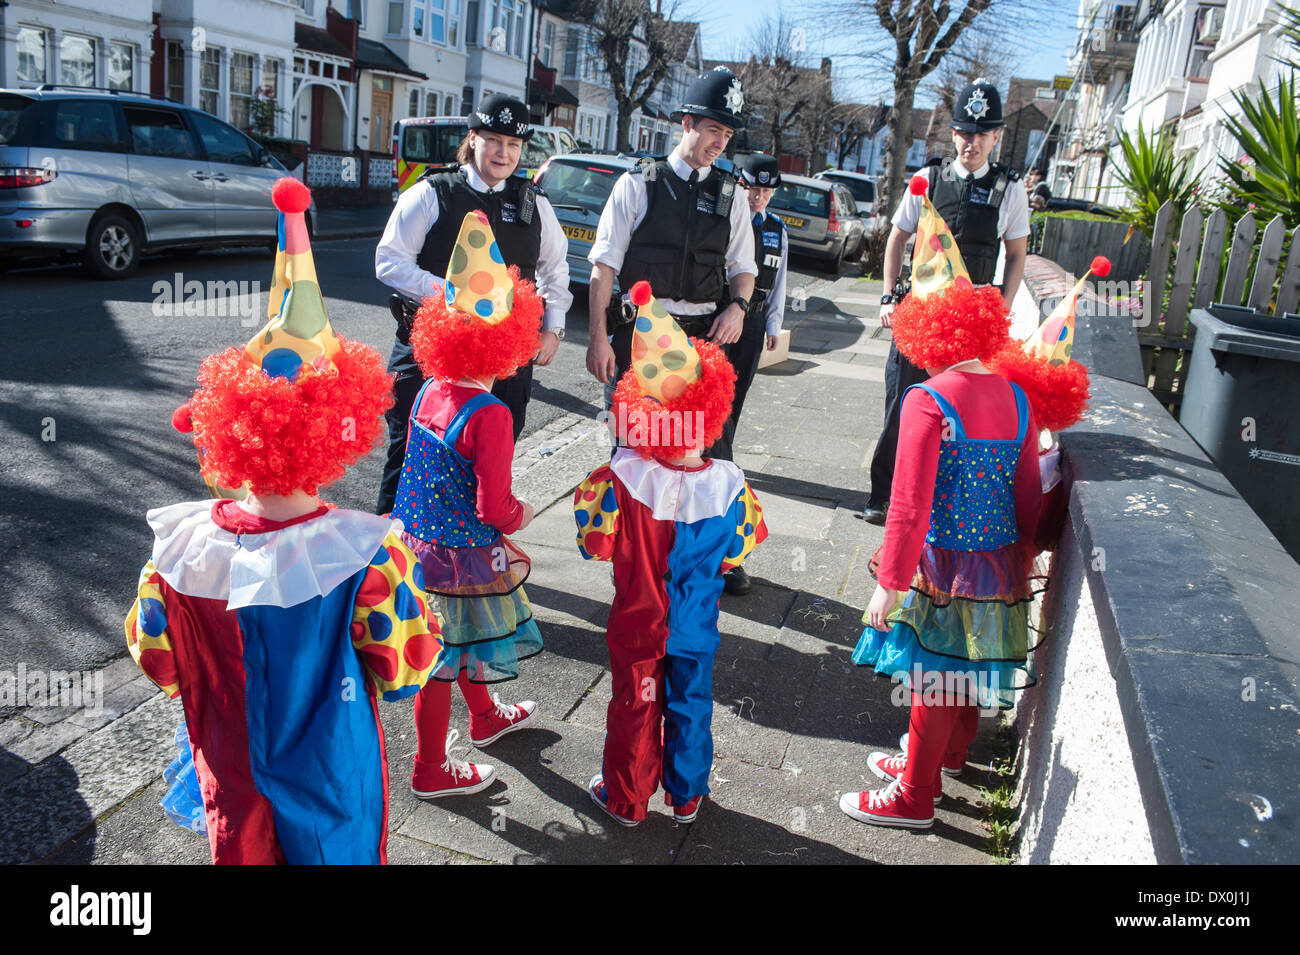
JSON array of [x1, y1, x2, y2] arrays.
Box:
[[470, 694, 538, 747], [665, 792, 704, 823], [839, 777, 934, 829], [867, 751, 943, 805], [411, 730, 495, 799], [589, 774, 639, 827]]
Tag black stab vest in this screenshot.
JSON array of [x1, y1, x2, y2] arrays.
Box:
[[620, 160, 735, 304], [927, 160, 1010, 286], [753, 211, 785, 294], [417, 168, 541, 282]]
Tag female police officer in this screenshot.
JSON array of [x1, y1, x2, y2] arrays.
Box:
[[374, 94, 571, 515]]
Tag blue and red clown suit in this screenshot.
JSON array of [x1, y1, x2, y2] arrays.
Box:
[[574, 448, 767, 821], [125, 502, 440, 865]]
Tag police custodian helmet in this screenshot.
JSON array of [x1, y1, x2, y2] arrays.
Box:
[[739, 153, 782, 189], [469, 93, 534, 140], [950, 78, 1004, 133], [671, 67, 746, 129]]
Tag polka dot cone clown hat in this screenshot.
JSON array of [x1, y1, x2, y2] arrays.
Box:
[[444, 210, 514, 324], [628, 280, 703, 401], [908, 174, 972, 300], [1025, 256, 1111, 365], [241, 178, 341, 380]]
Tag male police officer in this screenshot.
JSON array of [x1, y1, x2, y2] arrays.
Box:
[[586, 67, 758, 592], [862, 79, 1029, 525], [585, 67, 757, 443], [732, 153, 788, 431], [374, 94, 571, 515]]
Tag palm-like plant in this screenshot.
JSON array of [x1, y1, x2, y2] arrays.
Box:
[[1278, 4, 1300, 71], [1112, 121, 1198, 238], [1217, 73, 1300, 229]]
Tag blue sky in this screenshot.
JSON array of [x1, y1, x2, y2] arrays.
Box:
[[693, 0, 1083, 108]]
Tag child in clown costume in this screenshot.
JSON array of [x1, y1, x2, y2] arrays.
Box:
[[840, 175, 1044, 829], [393, 210, 546, 799], [576, 281, 767, 826], [125, 178, 440, 864]]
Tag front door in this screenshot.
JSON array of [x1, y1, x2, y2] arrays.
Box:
[[372, 86, 392, 153]]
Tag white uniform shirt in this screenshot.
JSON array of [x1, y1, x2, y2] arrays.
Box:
[[890, 158, 1030, 241], [754, 211, 788, 338], [374, 164, 572, 332], [588, 148, 758, 316]]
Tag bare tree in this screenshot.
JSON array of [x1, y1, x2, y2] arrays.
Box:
[[924, 29, 1020, 145], [738, 12, 817, 158], [836, 0, 1004, 215], [793, 58, 837, 171], [576, 0, 686, 152]]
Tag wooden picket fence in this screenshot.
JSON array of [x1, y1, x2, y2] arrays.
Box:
[[1140, 200, 1300, 411]]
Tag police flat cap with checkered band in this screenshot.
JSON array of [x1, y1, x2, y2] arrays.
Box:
[[469, 93, 534, 140]]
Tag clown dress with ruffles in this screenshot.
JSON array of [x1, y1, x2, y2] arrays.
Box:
[[853, 382, 1041, 708], [392, 383, 542, 683]]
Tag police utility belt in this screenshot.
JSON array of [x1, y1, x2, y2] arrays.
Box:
[[606, 299, 723, 339]]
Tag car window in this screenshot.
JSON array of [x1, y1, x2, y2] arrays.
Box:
[[557, 130, 578, 154], [523, 137, 551, 169], [0, 95, 35, 146], [188, 112, 257, 165], [123, 106, 200, 159], [45, 99, 123, 151], [770, 182, 830, 219], [535, 160, 623, 214], [830, 175, 874, 203], [834, 186, 856, 216], [402, 123, 465, 164]]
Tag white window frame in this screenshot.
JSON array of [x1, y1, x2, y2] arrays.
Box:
[[166, 40, 185, 103], [230, 51, 255, 132], [199, 47, 222, 118], [16, 26, 48, 86], [59, 34, 97, 88], [387, 1, 406, 36]]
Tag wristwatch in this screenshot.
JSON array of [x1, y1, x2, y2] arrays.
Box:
[[880, 294, 895, 306], [730, 295, 751, 311], [546, 327, 565, 340]]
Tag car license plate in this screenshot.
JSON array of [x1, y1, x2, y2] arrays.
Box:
[[777, 214, 805, 229], [562, 224, 597, 243]]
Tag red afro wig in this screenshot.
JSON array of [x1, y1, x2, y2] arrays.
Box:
[[891, 283, 1012, 370], [988, 343, 1091, 434], [409, 265, 543, 383], [186, 336, 394, 496], [611, 337, 735, 463]]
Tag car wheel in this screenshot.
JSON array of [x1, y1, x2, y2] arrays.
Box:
[[824, 242, 845, 274], [84, 214, 141, 280]]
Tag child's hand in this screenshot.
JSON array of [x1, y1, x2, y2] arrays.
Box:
[[516, 501, 535, 530], [867, 584, 902, 632]]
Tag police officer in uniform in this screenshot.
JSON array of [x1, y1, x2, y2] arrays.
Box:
[[586, 67, 757, 448], [731, 153, 788, 431], [374, 94, 571, 515], [862, 79, 1029, 525]]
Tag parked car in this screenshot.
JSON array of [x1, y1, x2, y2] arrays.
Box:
[[767, 173, 866, 271], [0, 85, 310, 279], [533, 152, 637, 286], [814, 168, 878, 218]]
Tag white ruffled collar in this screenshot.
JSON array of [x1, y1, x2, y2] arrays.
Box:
[[610, 448, 746, 523], [147, 501, 399, 609]]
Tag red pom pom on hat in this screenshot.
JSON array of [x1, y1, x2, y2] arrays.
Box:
[[171, 402, 194, 434], [629, 280, 653, 307], [909, 175, 929, 196], [1090, 255, 1111, 278], [272, 177, 312, 214]]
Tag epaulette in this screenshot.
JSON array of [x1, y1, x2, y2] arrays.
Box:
[[636, 156, 660, 181], [993, 162, 1021, 183], [418, 161, 461, 182]]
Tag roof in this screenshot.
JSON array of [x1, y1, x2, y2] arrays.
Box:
[[1005, 76, 1058, 113], [660, 21, 699, 61], [295, 24, 350, 60], [355, 38, 427, 79]]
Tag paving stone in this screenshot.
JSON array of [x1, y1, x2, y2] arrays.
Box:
[[98, 656, 144, 695], [0, 716, 33, 748], [43, 777, 212, 866], [103, 675, 164, 716], [8, 718, 88, 764], [0, 752, 28, 791]]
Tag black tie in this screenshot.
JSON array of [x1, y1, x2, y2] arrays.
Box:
[[688, 169, 699, 189]]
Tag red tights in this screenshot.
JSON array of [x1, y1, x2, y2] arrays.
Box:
[[901, 691, 980, 796], [413, 672, 496, 765]]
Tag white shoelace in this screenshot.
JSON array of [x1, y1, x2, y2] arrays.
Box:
[[866, 775, 904, 809], [491, 693, 520, 722], [441, 729, 474, 780]]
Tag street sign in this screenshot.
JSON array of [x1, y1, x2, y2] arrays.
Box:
[[1053, 75, 1074, 91]]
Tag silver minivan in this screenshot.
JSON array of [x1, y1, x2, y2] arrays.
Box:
[[0, 87, 310, 278]]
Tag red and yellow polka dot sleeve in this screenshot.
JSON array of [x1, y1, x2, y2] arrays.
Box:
[[574, 466, 619, 561], [125, 561, 181, 699], [350, 531, 444, 702], [720, 483, 767, 573]]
